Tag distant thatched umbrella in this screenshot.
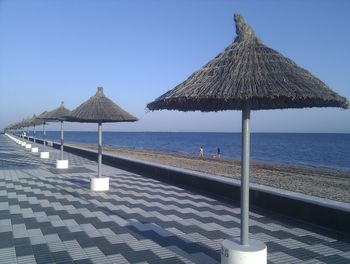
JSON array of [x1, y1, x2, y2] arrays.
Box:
[[65, 87, 138, 183], [18, 119, 28, 139], [43, 102, 71, 161], [147, 13, 349, 251], [5, 118, 31, 142], [28, 115, 45, 144], [4, 122, 20, 135], [11, 121, 22, 137], [37, 111, 48, 152], [19, 117, 32, 139]]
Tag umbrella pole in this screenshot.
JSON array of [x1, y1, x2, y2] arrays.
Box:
[[98, 122, 102, 178], [60, 121, 64, 160], [34, 124, 36, 144], [43, 123, 46, 152], [241, 105, 250, 246]]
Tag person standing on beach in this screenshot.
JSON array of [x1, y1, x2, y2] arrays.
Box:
[[199, 146, 204, 157], [217, 147, 221, 158]]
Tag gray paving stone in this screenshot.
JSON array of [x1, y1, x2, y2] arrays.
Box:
[[1, 134, 350, 264]]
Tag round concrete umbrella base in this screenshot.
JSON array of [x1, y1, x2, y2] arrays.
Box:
[[40, 152, 49, 159], [56, 160, 69, 169], [221, 238, 266, 264], [90, 177, 109, 191], [31, 147, 39, 153], [21, 142, 26, 146], [25, 144, 32, 149]]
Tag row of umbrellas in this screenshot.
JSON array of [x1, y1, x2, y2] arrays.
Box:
[[4, 14, 348, 255], [6, 87, 138, 179]]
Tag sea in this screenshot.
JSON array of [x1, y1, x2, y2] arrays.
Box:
[[31, 131, 350, 172]]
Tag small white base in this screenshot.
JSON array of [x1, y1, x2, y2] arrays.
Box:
[[31, 147, 39, 153], [221, 239, 267, 264], [56, 160, 69, 169], [90, 177, 109, 191], [25, 144, 32, 149], [21, 142, 26, 146], [40, 152, 50, 159]]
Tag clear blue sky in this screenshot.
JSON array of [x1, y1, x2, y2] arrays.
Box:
[[1, 0, 349, 132]]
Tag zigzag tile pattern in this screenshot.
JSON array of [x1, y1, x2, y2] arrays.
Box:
[[0, 135, 350, 263]]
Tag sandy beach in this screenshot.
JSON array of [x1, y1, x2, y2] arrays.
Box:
[[73, 143, 350, 203]]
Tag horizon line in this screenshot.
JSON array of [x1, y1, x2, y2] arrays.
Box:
[[16, 130, 350, 134]]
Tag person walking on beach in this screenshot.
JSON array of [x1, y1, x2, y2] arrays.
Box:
[[199, 146, 204, 157], [217, 147, 221, 158]]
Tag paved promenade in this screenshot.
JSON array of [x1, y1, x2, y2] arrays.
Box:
[[0, 135, 349, 263]]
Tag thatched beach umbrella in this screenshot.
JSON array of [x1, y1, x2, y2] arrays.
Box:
[[24, 118, 32, 139], [36, 111, 51, 159], [43, 102, 71, 168], [147, 14, 349, 263], [11, 121, 22, 138], [37, 111, 48, 152], [5, 121, 20, 134], [65, 87, 138, 191], [16, 119, 29, 145], [18, 117, 31, 140], [28, 114, 45, 144]]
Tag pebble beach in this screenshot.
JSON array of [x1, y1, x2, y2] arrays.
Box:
[[74, 143, 350, 203]]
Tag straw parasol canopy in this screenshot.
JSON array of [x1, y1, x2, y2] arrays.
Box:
[[37, 111, 49, 152], [66, 87, 138, 123], [147, 14, 349, 112], [65, 87, 138, 183], [18, 117, 32, 136], [146, 13, 349, 252], [14, 117, 33, 138], [37, 111, 48, 121], [38, 102, 71, 161], [6, 121, 22, 130], [28, 115, 45, 144], [28, 115, 45, 126], [40, 102, 71, 121], [17, 118, 31, 128]]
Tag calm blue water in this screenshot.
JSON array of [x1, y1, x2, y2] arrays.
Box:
[[29, 131, 350, 171]]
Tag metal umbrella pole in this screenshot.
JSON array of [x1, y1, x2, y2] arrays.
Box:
[[240, 105, 250, 246], [98, 122, 102, 178], [60, 121, 64, 160], [33, 124, 36, 144], [43, 122, 46, 152]]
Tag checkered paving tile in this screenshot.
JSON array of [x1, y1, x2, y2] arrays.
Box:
[[1, 135, 350, 263]]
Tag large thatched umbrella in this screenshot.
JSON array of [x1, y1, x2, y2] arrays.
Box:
[[65, 87, 138, 191], [147, 14, 349, 263], [43, 102, 71, 167]]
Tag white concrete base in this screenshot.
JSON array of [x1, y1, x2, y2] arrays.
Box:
[[21, 142, 26, 146], [25, 144, 32, 149], [90, 177, 109, 192], [31, 147, 39, 153], [40, 152, 50, 159], [221, 239, 266, 264], [56, 160, 69, 169]]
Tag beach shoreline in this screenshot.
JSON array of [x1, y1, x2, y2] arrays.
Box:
[[72, 143, 350, 203]]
